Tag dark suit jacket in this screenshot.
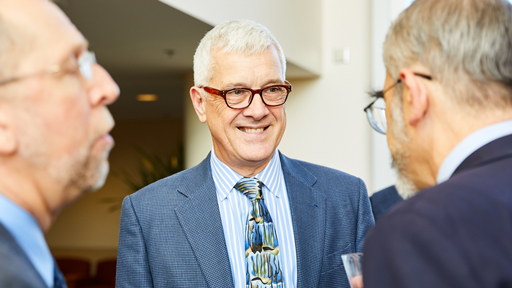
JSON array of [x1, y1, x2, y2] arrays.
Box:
[[116, 152, 375, 288], [370, 185, 403, 220], [363, 134, 512, 288], [0, 223, 48, 288]]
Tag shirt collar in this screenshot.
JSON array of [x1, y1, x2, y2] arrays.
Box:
[[437, 120, 512, 184], [210, 148, 283, 201], [0, 193, 54, 287]]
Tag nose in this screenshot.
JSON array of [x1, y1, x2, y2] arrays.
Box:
[[88, 63, 120, 107], [242, 93, 269, 120]]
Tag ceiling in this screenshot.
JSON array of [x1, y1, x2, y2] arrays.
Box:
[[57, 0, 213, 120], [56, 0, 316, 121]]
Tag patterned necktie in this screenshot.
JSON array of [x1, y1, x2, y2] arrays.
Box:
[[235, 178, 284, 288]]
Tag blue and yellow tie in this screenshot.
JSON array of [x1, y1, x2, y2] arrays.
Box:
[[235, 178, 284, 288]]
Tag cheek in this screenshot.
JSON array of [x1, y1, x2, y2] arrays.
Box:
[[46, 101, 92, 152], [206, 102, 239, 133], [270, 106, 286, 123]]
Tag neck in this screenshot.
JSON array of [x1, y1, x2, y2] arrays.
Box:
[[213, 148, 275, 178], [229, 160, 270, 178], [0, 163, 72, 232], [426, 106, 512, 185]]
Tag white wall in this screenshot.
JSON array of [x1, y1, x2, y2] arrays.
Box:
[[180, 0, 373, 190], [370, 0, 410, 192], [279, 0, 372, 185]]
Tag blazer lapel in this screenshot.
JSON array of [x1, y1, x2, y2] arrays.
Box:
[[0, 223, 47, 288], [280, 153, 327, 288], [175, 156, 235, 288]]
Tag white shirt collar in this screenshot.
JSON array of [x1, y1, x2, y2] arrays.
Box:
[[210, 148, 283, 200]]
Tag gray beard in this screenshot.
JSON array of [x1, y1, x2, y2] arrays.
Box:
[[393, 164, 419, 199], [389, 87, 419, 199]]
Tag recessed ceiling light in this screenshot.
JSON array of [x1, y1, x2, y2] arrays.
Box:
[[136, 94, 158, 102]]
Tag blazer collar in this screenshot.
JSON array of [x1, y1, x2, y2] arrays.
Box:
[[0, 223, 47, 287], [453, 134, 512, 177]]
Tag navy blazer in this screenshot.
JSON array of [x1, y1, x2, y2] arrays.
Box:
[[0, 223, 48, 288], [116, 152, 374, 288], [370, 185, 403, 221], [363, 135, 512, 288]]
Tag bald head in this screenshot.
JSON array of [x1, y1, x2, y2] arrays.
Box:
[[0, 4, 23, 80], [0, 0, 84, 82]]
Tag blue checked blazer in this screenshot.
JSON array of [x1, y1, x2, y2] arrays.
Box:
[[116, 152, 374, 288]]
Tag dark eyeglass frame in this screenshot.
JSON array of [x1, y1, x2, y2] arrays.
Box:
[[364, 73, 432, 134], [201, 81, 292, 109], [364, 73, 432, 112]]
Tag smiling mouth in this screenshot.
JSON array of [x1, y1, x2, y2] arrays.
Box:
[[238, 126, 268, 133]]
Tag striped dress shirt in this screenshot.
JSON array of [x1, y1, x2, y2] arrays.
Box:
[[211, 148, 297, 288]]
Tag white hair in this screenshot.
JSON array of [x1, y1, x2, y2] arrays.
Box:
[[193, 19, 287, 88], [383, 0, 512, 108]]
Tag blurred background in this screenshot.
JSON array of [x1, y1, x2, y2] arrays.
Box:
[[47, 0, 417, 285]]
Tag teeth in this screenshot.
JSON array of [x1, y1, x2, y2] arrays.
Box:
[[241, 127, 265, 133]]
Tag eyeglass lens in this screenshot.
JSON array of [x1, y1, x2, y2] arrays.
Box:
[[226, 86, 288, 108], [366, 107, 387, 134], [78, 51, 96, 82]]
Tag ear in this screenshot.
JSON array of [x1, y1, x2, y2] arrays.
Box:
[[190, 87, 207, 123], [0, 110, 16, 155], [400, 69, 429, 126]]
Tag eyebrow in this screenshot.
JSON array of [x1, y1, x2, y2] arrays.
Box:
[[224, 79, 283, 89], [54, 39, 89, 66], [368, 89, 384, 99]]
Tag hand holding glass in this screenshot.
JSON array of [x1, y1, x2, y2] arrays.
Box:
[[342, 252, 363, 288]]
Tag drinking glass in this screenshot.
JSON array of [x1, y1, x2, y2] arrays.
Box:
[[341, 252, 363, 288]]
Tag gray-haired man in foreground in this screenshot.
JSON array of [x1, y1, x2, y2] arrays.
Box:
[[361, 0, 512, 287]]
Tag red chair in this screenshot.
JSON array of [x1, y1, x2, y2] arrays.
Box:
[[77, 259, 116, 288], [55, 258, 91, 288]]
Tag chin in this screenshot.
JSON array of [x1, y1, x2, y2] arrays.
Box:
[[395, 171, 420, 199], [242, 147, 275, 163], [85, 161, 110, 193]]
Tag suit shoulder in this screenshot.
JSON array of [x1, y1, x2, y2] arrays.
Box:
[[285, 156, 363, 185], [127, 159, 210, 204], [377, 167, 512, 238], [0, 242, 44, 287], [280, 155, 367, 204]]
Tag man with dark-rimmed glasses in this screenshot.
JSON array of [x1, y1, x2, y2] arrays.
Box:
[[361, 0, 512, 288], [0, 0, 119, 286], [116, 19, 374, 288]]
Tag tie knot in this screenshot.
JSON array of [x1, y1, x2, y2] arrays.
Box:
[[235, 178, 263, 201]]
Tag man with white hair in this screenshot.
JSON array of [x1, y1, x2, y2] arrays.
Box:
[[0, 0, 119, 287], [361, 0, 512, 287], [116, 20, 374, 288]]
